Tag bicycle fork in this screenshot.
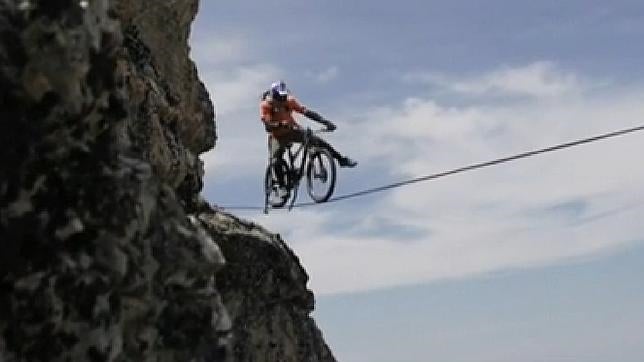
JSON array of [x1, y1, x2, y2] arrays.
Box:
[[287, 145, 310, 210]]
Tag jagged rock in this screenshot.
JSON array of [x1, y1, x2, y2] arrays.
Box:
[[197, 210, 336, 362], [113, 0, 215, 151], [0, 1, 335, 361], [0, 1, 228, 360], [111, 0, 216, 207]]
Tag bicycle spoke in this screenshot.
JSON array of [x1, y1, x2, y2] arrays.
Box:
[[307, 150, 336, 203]]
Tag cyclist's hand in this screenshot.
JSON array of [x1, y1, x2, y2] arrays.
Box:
[[323, 120, 337, 131]]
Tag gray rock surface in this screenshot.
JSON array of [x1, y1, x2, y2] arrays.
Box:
[[112, 0, 216, 207], [0, 1, 336, 361], [198, 211, 336, 362]]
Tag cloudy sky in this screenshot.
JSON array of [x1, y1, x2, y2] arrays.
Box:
[[191, 1, 644, 361]]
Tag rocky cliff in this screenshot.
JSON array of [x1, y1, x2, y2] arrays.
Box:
[[0, 1, 335, 361]]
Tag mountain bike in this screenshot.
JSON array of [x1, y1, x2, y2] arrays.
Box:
[[264, 128, 337, 213]]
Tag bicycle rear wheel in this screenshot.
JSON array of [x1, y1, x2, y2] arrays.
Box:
[[264, 161, 290, 208], [306, 149, 336, 203]]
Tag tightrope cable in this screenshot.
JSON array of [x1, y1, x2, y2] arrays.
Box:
[[219, 124, 644, 211]]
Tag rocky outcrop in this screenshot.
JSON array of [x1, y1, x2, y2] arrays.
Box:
[[0, 1, 335, 361], [0, 1, 228, 360], [198, 211, 336, 362], [112, 0, 216, 207]]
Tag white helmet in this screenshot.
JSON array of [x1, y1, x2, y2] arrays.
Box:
[[270, 80, 289, 101]]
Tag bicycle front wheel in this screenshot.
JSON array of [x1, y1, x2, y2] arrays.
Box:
[[306, 149, 336, 203]]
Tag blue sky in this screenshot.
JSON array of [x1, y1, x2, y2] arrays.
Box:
[[316, 244, 644, 362], [191, 1, 644, 361]]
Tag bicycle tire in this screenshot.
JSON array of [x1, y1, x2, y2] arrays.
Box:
[[306, 149, 336, 203], [264, 161, 290, 208]]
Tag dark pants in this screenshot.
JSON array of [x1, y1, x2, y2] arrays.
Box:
[[268, 129, 343, 164]]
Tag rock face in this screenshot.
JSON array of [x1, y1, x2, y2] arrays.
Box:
[[198, 212, 336, 362], [112, 0, 216, 207], [0, 1, 335, 361]]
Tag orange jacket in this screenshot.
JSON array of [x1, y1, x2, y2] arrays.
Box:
[[260, 96, 308, 138]]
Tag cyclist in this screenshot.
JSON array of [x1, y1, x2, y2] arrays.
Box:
[[260, 81, 357, 190]]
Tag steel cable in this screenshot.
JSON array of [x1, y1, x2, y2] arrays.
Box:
[[219, 124, 644, 212]]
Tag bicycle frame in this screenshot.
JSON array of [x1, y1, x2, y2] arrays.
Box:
[[264, 128, 330, 213], [271, 128, 328, 210]]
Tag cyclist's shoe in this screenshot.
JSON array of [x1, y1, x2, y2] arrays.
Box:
[[338, 156, 358, 168]]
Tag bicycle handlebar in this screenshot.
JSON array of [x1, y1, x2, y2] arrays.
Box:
[[308, 127, 334, 135]]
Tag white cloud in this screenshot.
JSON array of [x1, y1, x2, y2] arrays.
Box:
[[307, 66, 340, 84], [406, 61, 583, 98], [239, 64, 644, 296], [201, 64, 277, 117], [198, 64, 276, 178], [194, 51, 644, 296], [190, 36, 285, 178], [191, 34, 249, 66], [190, 35, 283, 116]]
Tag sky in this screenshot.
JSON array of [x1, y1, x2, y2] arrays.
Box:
[[190, 1, 644, 361]]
